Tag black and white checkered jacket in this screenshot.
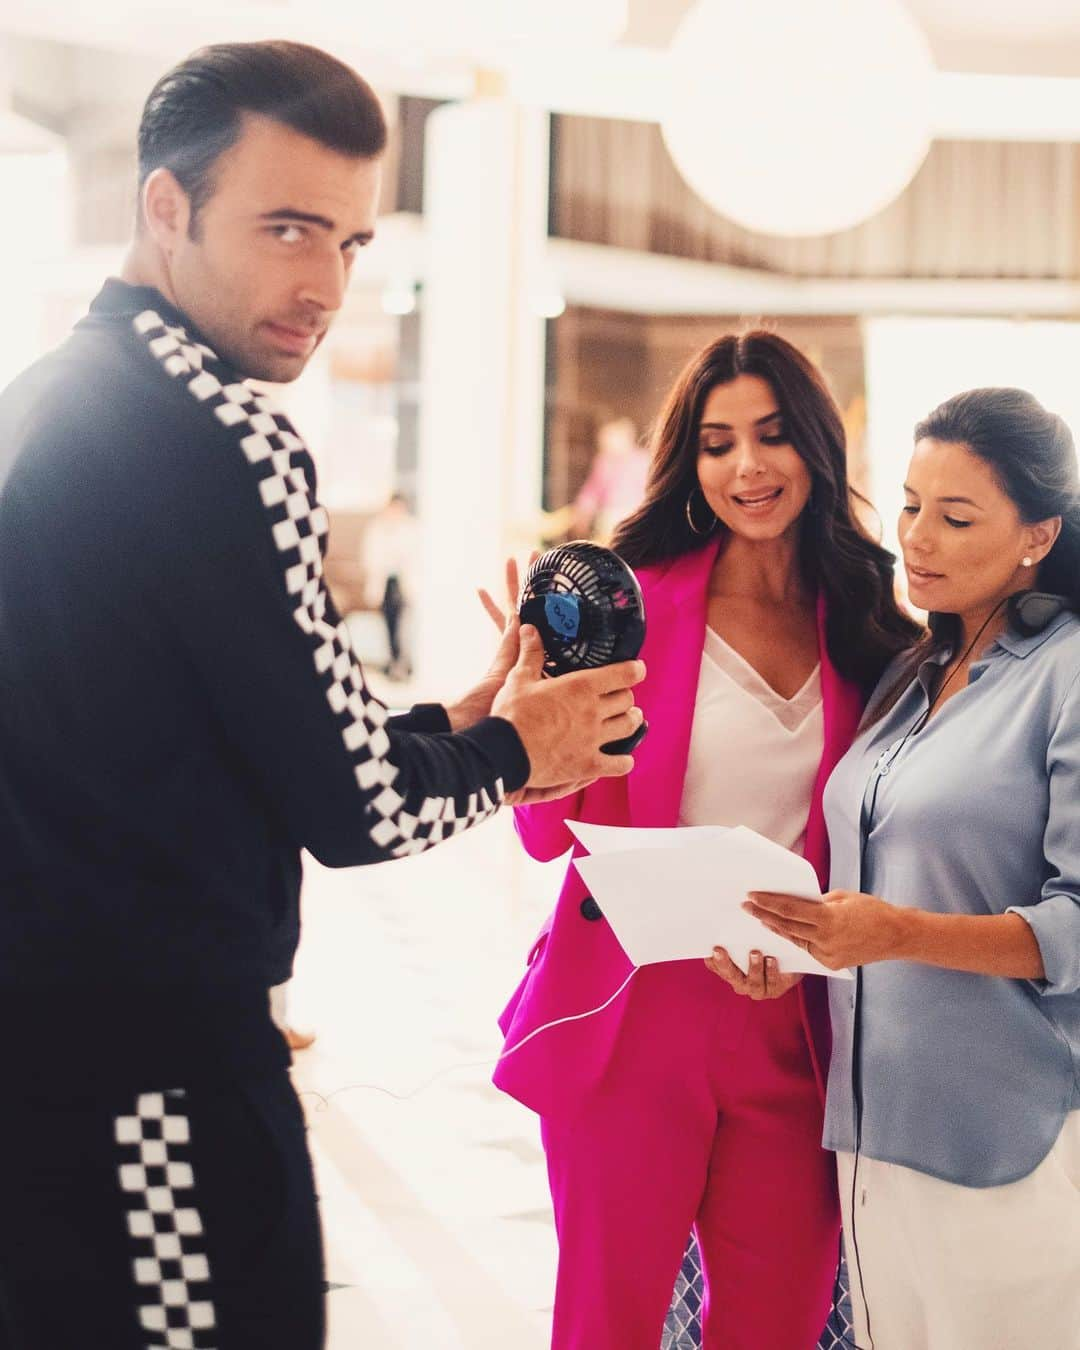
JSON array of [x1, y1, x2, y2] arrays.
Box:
[[0, 280, 528, 1086]]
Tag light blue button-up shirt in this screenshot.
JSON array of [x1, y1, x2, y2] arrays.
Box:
[[823, 611, 1080, 1186]]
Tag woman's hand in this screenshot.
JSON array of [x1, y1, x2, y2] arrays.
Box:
[[477, 553, 537, 635], [741, 890, 909, 970], [704, 947, 803, 1000], [445, 556, 538, 732]]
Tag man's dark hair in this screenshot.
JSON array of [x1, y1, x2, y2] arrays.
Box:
[[137, 40, 388, 233]]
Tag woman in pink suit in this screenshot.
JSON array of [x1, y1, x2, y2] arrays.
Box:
[[493, 333, 920, 1350]]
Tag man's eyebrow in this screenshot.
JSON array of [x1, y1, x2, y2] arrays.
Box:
[[257, 208, 374, 245]]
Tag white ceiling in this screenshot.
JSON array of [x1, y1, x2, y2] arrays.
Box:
[[6, 0, 1080, 73], [626, 0, 1080, 72], [5, 0, 1080, 142]]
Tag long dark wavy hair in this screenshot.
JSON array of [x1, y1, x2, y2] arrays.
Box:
[[611, 331, 922, 689], [869, 385, 1080, 721]]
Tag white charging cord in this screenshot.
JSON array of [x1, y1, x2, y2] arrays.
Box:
[[302, 966, 640, 1107]]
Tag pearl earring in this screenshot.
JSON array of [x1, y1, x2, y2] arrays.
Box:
[[1022, 557, 1033, 568]]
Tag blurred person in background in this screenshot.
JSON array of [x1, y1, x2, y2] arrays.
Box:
[[544, 416, 651, 544], [361, 491, 419, 681], [0, 39, 644, 1350]]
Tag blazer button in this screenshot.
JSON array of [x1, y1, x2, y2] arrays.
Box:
[[579, 896, 603, 922]]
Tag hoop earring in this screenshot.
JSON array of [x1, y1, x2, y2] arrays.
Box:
[[685, 486, 717, 536]]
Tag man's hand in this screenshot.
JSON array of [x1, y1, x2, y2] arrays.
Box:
[[444, 618, 521, 731], [492, 624, 645, 788], [504, 779, 594, 807]]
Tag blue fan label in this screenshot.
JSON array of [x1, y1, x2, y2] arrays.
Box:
[[544, 592, 581, 640]]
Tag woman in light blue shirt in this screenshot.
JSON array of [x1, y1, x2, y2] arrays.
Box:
[[713, 387, 1080, 1350]]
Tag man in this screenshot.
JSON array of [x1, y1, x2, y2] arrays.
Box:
[[0, 41, 643, 1350]]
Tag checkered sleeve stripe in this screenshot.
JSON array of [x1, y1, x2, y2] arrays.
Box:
[[114, 1090, 217, 1350], [133, 310, 504, 858]]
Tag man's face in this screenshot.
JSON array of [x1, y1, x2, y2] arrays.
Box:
[[165, 114, 381, 382]]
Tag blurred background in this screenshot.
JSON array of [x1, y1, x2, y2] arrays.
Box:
[[3, 3, 1080, 1345], [9, 1, 1080, 691]]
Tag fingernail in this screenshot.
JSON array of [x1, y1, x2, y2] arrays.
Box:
[[741, 901, 752, 912], [766, 958, 777, 970], [751, 951, 761, 966]]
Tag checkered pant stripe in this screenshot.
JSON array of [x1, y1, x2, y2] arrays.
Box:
[[115, 1090, 217, 1350], [662, 1232, 855, 1350], [134, 310, 505, 858]]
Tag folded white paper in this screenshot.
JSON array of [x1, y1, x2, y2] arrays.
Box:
[[566, 820, 731, 856], [567, 821, 852, 981]]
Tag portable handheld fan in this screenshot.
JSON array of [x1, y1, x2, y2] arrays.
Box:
[[518, 541, 648, 756]]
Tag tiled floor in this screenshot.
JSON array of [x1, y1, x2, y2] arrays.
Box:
[[289, 792, 566, 1349]]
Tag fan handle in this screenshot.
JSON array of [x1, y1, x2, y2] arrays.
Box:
[[601, 721, 649, 756]]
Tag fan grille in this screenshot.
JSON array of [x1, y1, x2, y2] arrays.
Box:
[[519, 542, 646, 677]]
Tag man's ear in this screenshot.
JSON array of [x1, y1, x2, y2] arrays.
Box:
[[141, 168, 192, 251]]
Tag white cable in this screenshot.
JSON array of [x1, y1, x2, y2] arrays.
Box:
[[305, 967, 640, 1106], [494, 964, 639, 1061]]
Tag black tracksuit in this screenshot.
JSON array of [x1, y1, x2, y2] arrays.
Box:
[[0, 280, 529, 1348]]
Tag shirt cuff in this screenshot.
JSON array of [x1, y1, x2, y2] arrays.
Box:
[[460, 716, 531, 795], [386, 703, 452, 735], [1006, 896, 1080, 995]]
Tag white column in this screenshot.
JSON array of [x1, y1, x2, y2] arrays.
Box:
[[413, 94, 550, 698], [0, 150, 70, 389]]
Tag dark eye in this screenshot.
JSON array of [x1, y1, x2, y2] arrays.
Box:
[[271, 224, 305, 244], [901, 505, 918, 515], [760, 430, 789, 445], [945, 517, 972, 529], [699, 442, 733, 457]]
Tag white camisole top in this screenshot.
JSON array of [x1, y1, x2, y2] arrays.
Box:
[[677, 627, 824, 855]]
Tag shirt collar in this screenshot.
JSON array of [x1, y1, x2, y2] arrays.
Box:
[[89, 278, 211, 349], [925, 605, 1077, 667], [992, 610, 1076, 659]]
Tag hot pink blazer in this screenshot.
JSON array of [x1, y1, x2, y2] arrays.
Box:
[[494, 539, 865, 1121]]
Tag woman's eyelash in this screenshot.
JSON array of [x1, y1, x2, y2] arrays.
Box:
[[698, 430, 788, 454], [902, 505, 972, 529]]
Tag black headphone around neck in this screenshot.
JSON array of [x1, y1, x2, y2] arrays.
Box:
[[1005, 590, 1070, 638], [929, 591, 1070, 642]]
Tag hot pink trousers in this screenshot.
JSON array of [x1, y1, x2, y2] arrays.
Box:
[[540, 962, 839, 1350]]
